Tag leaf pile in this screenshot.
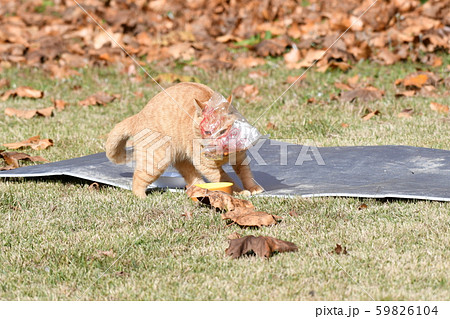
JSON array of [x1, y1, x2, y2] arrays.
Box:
[[0, 0, 448, 72]]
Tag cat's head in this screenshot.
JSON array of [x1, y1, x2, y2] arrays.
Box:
[[193, 92, 237, 141], [193, 92, 261, 159]]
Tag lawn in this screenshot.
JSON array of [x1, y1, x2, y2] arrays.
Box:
[[0, 56, 449, 300]]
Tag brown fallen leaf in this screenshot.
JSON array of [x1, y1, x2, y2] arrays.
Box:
[[397, 108, 414, 118], [362, 109, 380, 121], [0, 78, 10, 89], [52, 98, 67, 111], [395, 90, 416, 98], [332, 244, 348, 255], [3, 135, 53, 150], [254, 37, 289, 57], [233, 56, 266, 68], [430, 102, 449, 113], [227, 232, 241, 240], [288, 210, 299, 217], [88, 182, 100, 191], [347, 74, 360, 86], [287, 49, 326, 69], [357, 203, 368, 210], [79, 92, 120, 106], [4, 107, 54, 119], [225, 235, 298, 259], [187, 185, 254, 211], [334, 82, 353, 91], [232, 84, 259, 100], [1, 86, 44, 101], [221, 207, 280, 227], [396, 72, 441, 90], [341, 86, 384, 102], [266, 122, 276, 130], [317, 61, 352, 73], [248, 70, 269, 79], [286, 74, 307, 85], [341, 123, 349, 128], [0, 151, 48, 169], [403, 74, 428, 89]]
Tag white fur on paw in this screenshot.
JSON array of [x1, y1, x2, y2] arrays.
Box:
[[237, 190, 251, 196], [248, 185, 264, 195]]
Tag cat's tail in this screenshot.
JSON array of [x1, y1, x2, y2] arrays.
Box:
[[105, 116, 135, 164]]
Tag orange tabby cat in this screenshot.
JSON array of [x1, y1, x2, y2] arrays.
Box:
[[105, 82, 264, 198]]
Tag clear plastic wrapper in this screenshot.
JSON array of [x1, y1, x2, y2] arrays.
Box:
[[199, 92, 262, 159]]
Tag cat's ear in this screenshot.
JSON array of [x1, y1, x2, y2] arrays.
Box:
[[193, 99, 206, 116], [226, 95, 233, 106]]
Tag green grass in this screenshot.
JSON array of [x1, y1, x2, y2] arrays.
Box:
[[0, 56, 449, 300]]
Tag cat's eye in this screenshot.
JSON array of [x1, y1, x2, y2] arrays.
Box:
[[204, 131, 211, 135], [218, 129, 227, 135]]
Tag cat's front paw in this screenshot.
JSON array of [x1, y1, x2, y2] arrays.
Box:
[[247, 184, 264, 195]]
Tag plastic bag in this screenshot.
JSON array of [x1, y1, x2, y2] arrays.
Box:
[[200, 92, 262, 159]]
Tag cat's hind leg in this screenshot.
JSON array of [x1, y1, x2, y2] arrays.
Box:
[[132, 143, 171, 198], [132, 170, 161, 198]]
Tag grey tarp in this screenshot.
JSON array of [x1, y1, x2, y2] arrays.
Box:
[[1, 139, 449, 201]]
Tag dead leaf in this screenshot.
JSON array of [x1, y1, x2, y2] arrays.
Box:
[[395, 90, 416, 98], [362, 109, 380, 121], [52, 99, 67, 111], [334, 82, 353, 91], [233, 56, 266, 68], [288, 210, 299, 217], [79, 92, 119, 106], [88, 182, 100, 191], [266, 122, 276, 130], [186, 186, 254, 211], [3, 136, 53, 150], [4, 107, 54, 119], [287, 49, 325, 69], [332, 244, 348, 255], [357, 203, 368, 210], [286, 74, 307, 85], [341, 86, 384, 102], [347, 74, 360, 86], [376, 48, 400, 65], [227, 232, 241, 240], [225, 235, 298, 259], [403, 74, 428, 89], [232, 84, 259, 100], [221, 207, 280, 227], [1, 86, 44, 101], [430, 102, 449, 113], [248, 70, 268, 79], [0, 78, 10, 89], [397, 108, 414, 118], [0, 151, 48, 169], [254, 37, 288, 57]]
